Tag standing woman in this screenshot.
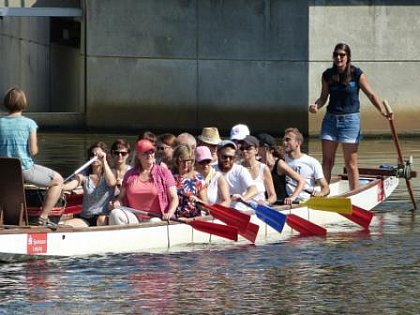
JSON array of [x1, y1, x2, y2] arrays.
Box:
[[109, 139, 178, 225], [0, 87, 63, 228], [309, 43, 390, 189]]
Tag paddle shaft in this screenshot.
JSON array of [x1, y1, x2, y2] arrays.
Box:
[[120, 206, 238, 241], [383, 101, 417, 209], [64, 156, 98, 183]]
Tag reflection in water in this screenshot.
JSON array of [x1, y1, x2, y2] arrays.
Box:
[[0, 134, 418, 314], [0, 219, 418, 314]]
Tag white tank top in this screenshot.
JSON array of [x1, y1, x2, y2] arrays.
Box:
[[252, 163, 267, 202], [207, 171, 222, 204]]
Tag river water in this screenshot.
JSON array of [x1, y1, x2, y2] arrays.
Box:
[[0, 133, 418, 314]]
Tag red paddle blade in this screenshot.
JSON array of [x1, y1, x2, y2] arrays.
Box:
[[203, 203, 251, 232], [341, 206, 373, 230], [286, 214, 327, 236], [187, 220, 238, 241], [239, 222, 259, 243]]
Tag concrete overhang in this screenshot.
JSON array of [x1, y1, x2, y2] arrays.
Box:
[[0, 7, 82, 17]]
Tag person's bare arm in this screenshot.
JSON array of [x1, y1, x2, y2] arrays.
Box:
[[309, 77, 329, 113], [279, 160, 305, 204], [359, 73, 389, 118], [28, 130, 39, 156], [162, 186, 179, 220], [262, 165, 277, 205], [99, 152, 117, 187], [217, 175, 231, 207], [63, 174, 83, 191], [313, 177, 330, 197]]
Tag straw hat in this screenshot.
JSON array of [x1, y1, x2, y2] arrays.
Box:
[[198, 127, 222, 145]]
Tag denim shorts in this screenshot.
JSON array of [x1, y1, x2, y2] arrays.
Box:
[[320, 112, 361, 144], [23, 164, 59, 187]]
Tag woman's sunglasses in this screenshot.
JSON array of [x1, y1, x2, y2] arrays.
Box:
[[333, 52, 346, 58], [112, 150, 129, 157], [198, 159, 212, 165]]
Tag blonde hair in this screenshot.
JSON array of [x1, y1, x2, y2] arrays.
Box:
[[172, 144, 195, 174], [284, 127, 304, 145]]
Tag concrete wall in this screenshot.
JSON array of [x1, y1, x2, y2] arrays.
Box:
[[2, 0, 420, 136], [0, 16, 50, 111], [85, 0, 309, 135], [0, 0, 82, 116], [0, 0, 79, 7]]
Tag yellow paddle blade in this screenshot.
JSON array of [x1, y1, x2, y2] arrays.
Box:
[[299, 197, 352, 214]]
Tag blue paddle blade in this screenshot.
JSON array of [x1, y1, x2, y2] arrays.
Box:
[[254, 204, 286, 233]]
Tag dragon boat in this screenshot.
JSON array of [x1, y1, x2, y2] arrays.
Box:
[[1, 155, 414, 263]]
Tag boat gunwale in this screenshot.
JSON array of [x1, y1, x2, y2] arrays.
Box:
[[0, 214, 222, 235], [0, 171, 394, 235]]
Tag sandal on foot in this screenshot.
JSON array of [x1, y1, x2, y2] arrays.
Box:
[[33, 217, 58, 230]]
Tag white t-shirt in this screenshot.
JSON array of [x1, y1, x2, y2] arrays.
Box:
[[214, 163, 254, 209], [284, 153, 324, 200], [214, 163, 254, 195]]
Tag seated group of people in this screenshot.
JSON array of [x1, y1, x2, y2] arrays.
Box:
[[61, 124, 330, 228], [0, 87, 329, 229]]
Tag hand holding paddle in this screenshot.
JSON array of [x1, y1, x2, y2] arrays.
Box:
[[64, 156, 98, 183]]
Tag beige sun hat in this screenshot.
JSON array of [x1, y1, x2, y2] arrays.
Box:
[[198, 127, 222, 145]]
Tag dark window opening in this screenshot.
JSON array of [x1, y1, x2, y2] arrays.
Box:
[[50, 17, 80, 48]]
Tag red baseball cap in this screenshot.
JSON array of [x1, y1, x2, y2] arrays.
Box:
[[136, 139, 155, 153]]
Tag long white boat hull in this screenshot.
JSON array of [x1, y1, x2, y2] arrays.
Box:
[[0, 173, 400, 262]]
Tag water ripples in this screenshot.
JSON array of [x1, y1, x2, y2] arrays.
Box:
[[0, 135, 419, 314]]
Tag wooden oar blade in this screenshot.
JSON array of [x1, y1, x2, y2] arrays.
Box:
[[341, 206, 373, 229], [187, 220, 238, 242], [286, 214, 327, 236], [204, 203, 250, 232], [300, 197, 352, 214], [238, 221, 259, 243], [254, 204, 286, 233]]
